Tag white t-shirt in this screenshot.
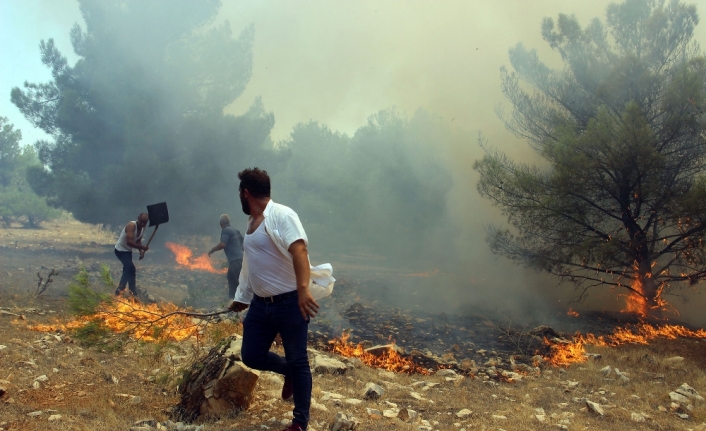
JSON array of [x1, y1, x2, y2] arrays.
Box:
[[244, 222, 298, 296]]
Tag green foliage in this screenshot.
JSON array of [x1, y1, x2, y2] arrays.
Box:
[[11, 0, 274, 233], [0, 118, 60, 227], [475, 0, 706, 305], [67, 266, 111, 316]]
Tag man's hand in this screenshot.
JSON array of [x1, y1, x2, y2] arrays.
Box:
[[228, 301, 249, 312], [298, 289, 319, 320]]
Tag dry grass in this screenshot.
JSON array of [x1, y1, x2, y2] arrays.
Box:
[[2, 292, 706, 431], [1, 219, 706, 431]]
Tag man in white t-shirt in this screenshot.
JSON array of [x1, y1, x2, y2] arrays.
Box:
[[114, 212, 150, 296], [229, 168, 318, 431]]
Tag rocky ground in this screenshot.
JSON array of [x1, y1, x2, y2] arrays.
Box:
[[1, 218, 706, 431]]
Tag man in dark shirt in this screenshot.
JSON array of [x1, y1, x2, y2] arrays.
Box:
[[208, 214, 244, 300]]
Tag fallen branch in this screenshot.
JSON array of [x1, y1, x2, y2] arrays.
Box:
[[36, 269, 58, 297]]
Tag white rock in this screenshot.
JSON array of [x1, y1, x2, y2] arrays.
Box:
[[665, 356, 684, 363], [330, 412, 358, 431], [675, 383, 704, 402], [365, 408, 381, 416], [630, 412, 646, 422], [669, 392, 690, 405], [600, 366, 612, 376], [382, 409, 398, 418], [492, 415, 507, 420], [397, 408, 417, 421], [362, 382, 385, 400], [586, 400, 605, 416], [456, 409, 472, 418], [48, 415, 62, 421], [312, 355, 347, 374], [344, 398, 363, 406], [27, 411, 43, 417], [34, 375, 49, 382]]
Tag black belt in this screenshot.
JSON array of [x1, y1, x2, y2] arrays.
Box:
[[254, 291, 298, 303]]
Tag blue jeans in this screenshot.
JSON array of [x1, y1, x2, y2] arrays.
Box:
[[114, 249, 136, 295], [241, 293, 311, 429]]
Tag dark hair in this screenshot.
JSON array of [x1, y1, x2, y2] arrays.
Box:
[[238, 167, 271, 198]]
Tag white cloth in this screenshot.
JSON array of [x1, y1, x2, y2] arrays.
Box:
[[114, 221, 145, 252], [233, 200, 336, 303]]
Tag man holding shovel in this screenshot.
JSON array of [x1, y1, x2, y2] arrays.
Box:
[[114, 212, 149, 296]]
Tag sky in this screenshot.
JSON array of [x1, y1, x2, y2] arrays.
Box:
[[2, 0, 706, 323], [8, 0, 706, 147]]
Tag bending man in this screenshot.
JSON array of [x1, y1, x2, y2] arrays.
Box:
[[208, 214, 244, 300], [229, 167, 318, 431], [114, 212, 149, 296]]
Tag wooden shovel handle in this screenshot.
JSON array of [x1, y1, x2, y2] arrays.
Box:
[[139, 225, 159, 260]]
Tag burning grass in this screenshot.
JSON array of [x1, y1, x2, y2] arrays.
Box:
[[23, 297, 217, 344], [546, 322, 706, 367], [327, 332, 433, 375], [165, 242, 226, 274]]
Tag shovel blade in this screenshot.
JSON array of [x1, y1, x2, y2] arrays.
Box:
[[147, 202, 169, 226]]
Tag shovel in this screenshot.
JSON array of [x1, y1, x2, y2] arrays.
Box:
[[139, 202, 169, 260]]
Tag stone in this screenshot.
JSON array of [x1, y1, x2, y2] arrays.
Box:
[[456, 409, 472, 418], [436, 369, 458, 377], [675, 383, 704, 402], [362, 382, 384, 400], [133, 419, 157, 427], [669, 392, 690, 405], [34, 375, 49, 382], [200, 361, 259, 416], [365, 344, 403, 356], [344, 398, 363, 406], [382, 409, 398, 418], [665, 356, 684, 363], [330, 412, 358, 431], [312, 355, 347, 374], [311, 400, 328, 412], [586, 400, 605, 416], [600, 366, 612, 376], [397, 408, 416, 421], [630, 412, 646, 422], [366, 408, 381, 416], [130, 396, 142, 404], [223, 337, 243, 360], [27, 411, 43, 417], [492, 415, 507, 420]]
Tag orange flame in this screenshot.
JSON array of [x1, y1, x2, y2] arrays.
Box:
[[328, 332, 431, 375], [545, 323, 706, 367], [165, 242, 226, 274], [26, 299, 204, 342], [567, 308, 579, 317]]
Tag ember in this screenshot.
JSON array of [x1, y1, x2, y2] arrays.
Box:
[[166, 242, 226, 274], [546, 322, 706, 367], [25, 298, 203, 342], [328, 332, 432, 374]]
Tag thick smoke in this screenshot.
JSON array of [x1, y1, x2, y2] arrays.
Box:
[[8, 0, 706, 327]]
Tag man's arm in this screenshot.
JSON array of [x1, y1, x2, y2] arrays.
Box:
[[289, 239, 318, 319], [208, 242, 226, 257], [125, 222, 148, 251]]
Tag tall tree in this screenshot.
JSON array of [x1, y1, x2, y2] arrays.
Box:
[[0, 116, 22, 186], [474, 0, 706, 315], [11, 0, 272, 230]]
